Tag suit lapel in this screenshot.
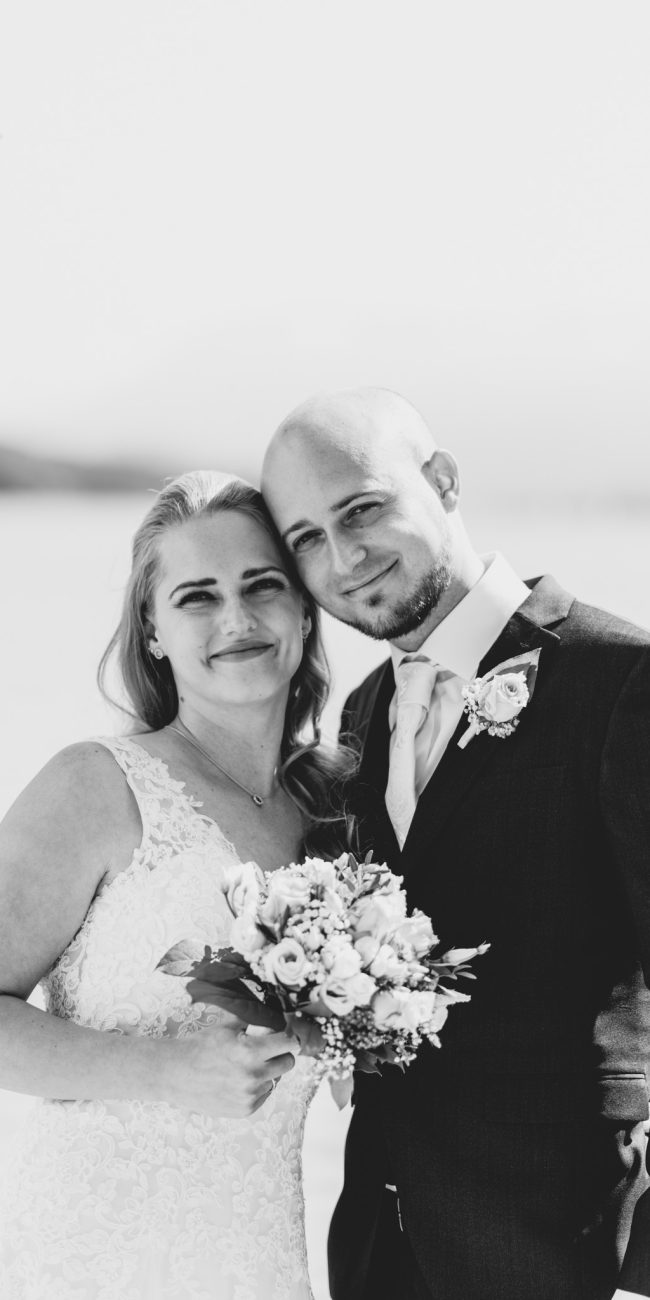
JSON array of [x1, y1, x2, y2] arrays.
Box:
[[401, 620, 559, 867], [359, 575, 574, 871]]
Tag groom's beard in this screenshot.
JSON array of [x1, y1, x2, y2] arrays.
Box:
[[343, 551, 453, 641]]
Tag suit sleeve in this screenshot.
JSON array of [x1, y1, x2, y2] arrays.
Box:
[[599, 647, 650, 1297], [599, 647, 650, 983]]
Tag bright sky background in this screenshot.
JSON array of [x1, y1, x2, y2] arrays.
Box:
[[1, 1, 649, 498]]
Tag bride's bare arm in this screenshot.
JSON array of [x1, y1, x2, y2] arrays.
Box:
[[0, 744, 295, 1118]]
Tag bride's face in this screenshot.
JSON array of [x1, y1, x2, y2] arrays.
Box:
[[149, 510, 308, 712]]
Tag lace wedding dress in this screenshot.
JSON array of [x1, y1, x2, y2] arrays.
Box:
[[0, 737, 318, 1300]]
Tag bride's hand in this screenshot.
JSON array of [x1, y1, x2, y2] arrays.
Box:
[[163, 1021, 297, 1119]]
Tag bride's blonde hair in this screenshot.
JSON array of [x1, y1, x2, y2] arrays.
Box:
[[98, 469, 357, 854]]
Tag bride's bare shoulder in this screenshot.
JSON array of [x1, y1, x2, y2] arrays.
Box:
[[0, 740, 140, 859], [0, 742, 143, 997], [16, 739, 129, 799]]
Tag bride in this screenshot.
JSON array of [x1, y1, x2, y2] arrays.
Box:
[[0, 470, 354, 1300]]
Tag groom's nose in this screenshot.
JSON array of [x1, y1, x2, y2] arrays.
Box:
[[328, 532, 367, 579]]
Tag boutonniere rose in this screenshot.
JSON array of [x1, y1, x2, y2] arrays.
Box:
[[458, 647, 541, 748]]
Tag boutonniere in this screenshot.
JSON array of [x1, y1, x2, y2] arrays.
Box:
[[457, 648, 541, 749]]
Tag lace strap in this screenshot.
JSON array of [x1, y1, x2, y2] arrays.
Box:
[[91, 736, 206, 862]]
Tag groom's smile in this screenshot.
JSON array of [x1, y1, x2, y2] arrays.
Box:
[[343, 560, 399, 598]]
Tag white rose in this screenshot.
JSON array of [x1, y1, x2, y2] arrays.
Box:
[[402, 990, 438, 1030], [259, 872, 310, 929], [371, 988, 411, 1028], [223, 861, 261, 917], [372, 988, 436, 1031], [302, 925, 325, 953], [352, 891, 406, 941], [369, 943, 407, 982], [318, 979, 357, 1016], [424, 1001, 450, 1033], [230, 913, 266, 957], [267, 869, 312, 911], [344, 971, 377, 1007], [354, 934, 381, 966], [262, 937, 311, 988], [393, 914, 437, 957], [477, 671, 529, 723], [321, 940, 362, 980], [258, 894, 284, 928], [306, 860, 337, 889]]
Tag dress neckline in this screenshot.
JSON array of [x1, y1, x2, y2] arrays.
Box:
[[127, 735, 244, 851], [101, 734, 269, 878]]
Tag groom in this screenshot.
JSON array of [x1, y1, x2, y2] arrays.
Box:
[[262, 388, 650, 1300]]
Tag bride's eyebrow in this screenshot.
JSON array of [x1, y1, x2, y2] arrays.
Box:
[[241, 566, 288, 579], [169, 577, 216, 598], [169, 567, 288, 598]]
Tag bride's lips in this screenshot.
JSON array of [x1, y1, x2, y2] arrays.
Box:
[[344, 560, 398, 596], [211, 642, 274, 662]]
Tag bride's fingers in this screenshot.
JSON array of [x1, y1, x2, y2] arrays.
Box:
[[254, 1031, 298, 1060], [250, 1076, 283, 1113], [262, 1050, 296, 1080], [250, 1086, 275, 1113]]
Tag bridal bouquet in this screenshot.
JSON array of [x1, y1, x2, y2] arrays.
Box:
[[186, 854, 489, 1106]]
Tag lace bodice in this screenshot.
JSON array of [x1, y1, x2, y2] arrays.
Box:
[[0, 737, 318, 1300]]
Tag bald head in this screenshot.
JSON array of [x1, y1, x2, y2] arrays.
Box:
[[263, 387, 436, 488], [261, 386, 478, 647]]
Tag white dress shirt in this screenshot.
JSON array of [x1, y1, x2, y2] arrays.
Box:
[[388, 553, 530, 800]]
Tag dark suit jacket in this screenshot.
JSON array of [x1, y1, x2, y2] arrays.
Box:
[[329, 577, 650, 1300]]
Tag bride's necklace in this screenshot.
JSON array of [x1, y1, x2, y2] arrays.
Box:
[[168, 719, 278, 808]]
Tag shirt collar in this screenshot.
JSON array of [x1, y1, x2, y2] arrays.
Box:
[[389, 552, 530, 683]]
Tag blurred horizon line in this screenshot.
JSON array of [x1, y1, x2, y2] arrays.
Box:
[[1, 441, 649, 510]]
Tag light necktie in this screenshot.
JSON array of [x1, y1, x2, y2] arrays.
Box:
[[385, 657, 439, 849]]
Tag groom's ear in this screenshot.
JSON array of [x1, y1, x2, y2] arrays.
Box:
[[423, 448, 460, 511]]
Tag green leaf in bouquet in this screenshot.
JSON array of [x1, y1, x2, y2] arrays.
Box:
[[190, 945, 254, 983], [297, 994, 333, 1019], [353, 1049, 383, 1075], [196, 959, 256, 985], [284, 1012, 326, 1058], [329, 1075, 354, 1109], [369, 1042, 402, 1066], [187, 978, 287, 1030]]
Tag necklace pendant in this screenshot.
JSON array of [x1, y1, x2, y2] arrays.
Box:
[[252, 794, 264, 807]]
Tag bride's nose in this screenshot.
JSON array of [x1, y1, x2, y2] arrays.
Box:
[[219, 593, 257, 635]]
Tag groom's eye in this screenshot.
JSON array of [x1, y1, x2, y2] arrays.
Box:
[[292, 530, 321, 553], [345, 502, 382, 525]]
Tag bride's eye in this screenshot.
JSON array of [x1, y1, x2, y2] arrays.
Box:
[[177, 590, 215, 607], [247, 578, 287, 595]]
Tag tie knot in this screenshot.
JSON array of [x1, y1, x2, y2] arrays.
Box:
[[395, 657, 439, 710]]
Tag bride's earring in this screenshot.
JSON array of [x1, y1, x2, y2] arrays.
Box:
[[150, 644, 165, 660]]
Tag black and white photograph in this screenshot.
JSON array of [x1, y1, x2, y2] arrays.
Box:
[[1, 4, 650, 1298]]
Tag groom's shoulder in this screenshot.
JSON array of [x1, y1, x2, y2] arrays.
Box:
[[343, 660, 391, 721], [556, 589, 650, 654], [534, 580, 650, 699]]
